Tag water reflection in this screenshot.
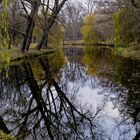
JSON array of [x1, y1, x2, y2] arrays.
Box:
[[63, 47, 140, 140], [0, 48, 139, 140], [0, 51, 105, 140]]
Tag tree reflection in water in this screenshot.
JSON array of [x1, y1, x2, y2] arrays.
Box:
[[82, 47, 140, 140], [0, 55, 107, 140], [0, 48, 139, 140]]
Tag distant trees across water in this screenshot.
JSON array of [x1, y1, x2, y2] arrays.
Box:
[[0, 0, 140, 52]]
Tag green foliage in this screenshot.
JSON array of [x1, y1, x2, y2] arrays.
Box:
[[33, 23, 43, 42], [113, 8, 140, 47], [81, 14, 100, 44], [113, 11, 123, 47], [33, 15, 64, 49], [0, 131, 16, 140], [48, 23, 64, 48], [0, 0, 10, 71], [0, 0, 10, 48]]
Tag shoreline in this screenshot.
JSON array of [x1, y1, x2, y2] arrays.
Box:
[[0, 48, 55, 67], [0, 46, 139, 69], [63, 44, 140, 60]]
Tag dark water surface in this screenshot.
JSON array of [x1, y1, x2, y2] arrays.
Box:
[[0, 47, 140, 140]]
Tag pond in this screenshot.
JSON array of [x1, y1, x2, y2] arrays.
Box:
[[0, 47, 140, 140]]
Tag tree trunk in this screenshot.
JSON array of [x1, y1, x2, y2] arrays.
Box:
[[21, 18, 35, 52], [36, 0, 67, 50], [42, 34, 49, 49], [37, 33, 48, 50], [21, 0, 40, 52]]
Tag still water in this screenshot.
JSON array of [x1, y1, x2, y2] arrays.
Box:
[[0, 47, 140, 140]]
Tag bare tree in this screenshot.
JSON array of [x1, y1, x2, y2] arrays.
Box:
[[37, 0, 68, 50], [62, 1, 84, 41], [21, 0, 41, 52], [82, 0, 97, 14]]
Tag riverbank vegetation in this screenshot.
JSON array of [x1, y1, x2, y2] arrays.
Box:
[[0, 0, 66, 53], [62, 0, 140, 59], [0, 0, 67, 65], [0, 47, 54, 63], [0, 0, 140, 61]]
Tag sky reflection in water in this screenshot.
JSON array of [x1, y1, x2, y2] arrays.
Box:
[[0, 47, 139, 140]]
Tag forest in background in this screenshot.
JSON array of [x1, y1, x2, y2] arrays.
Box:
[[63, 0, 140, 48], [0, 0, 140, 55]]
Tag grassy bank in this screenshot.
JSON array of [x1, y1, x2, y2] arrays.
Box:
[[115, 46, 140, 60], [0, 48, 55, 63]]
